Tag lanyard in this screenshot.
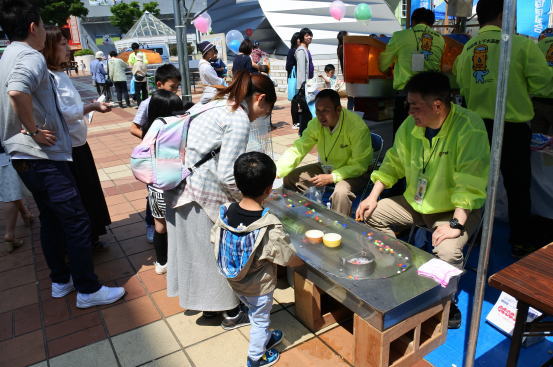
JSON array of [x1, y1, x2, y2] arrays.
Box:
[[322, 111, 344, 163], [412, 28, 420, 52], [422, 137, 440, 174]]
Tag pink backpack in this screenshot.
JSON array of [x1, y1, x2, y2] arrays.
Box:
[[130, 104, 219, 190]]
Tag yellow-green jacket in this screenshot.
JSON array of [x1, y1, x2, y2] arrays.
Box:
[[535, 36, 553, 98], [276, 109, 373, 183], [371, 103, 490, 214], [453, 25, 553, 122], [128, 51, 149, 66], [379, 23, 445, 90]]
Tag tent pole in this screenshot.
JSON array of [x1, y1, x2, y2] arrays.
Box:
[[173, 0, 191, 102], [406, 0, 411, 28], [464, 0, 516, 365]]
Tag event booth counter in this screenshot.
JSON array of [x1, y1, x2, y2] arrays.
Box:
[[266, 189, 457, 367]]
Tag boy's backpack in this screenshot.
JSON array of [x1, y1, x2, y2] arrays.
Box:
[[130, 105, 220, 190]]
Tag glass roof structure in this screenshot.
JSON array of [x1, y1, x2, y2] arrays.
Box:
[[122, 11, 176, 40]]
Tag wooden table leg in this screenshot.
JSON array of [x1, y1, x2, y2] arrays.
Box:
[[507, 301, 529, 367]]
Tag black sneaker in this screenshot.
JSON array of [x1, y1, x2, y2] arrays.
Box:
[[448, 303, 462, 329], [221, 309, 250, 330], [202, 311, 219, 319]]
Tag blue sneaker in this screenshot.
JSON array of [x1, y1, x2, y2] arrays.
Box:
[[266, 329, 283, 349], [247, 348, 280, 367], [146, 225, 154, 243]]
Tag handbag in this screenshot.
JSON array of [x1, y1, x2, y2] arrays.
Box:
[[134, 72, 146, 82], [287, 66, 297, 101], [105, 60, 113, 87]]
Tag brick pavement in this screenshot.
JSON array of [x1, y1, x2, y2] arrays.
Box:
[[0, 75, 431, 367]]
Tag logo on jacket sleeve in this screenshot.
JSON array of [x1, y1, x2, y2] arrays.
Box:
[[472, 44, 489, 83], [421, 33, 434, 60]]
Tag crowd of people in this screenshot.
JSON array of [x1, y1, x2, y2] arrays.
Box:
[[1, 0, 552, 366]]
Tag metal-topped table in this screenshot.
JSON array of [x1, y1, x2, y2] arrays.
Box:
[[266, 190, 456, 366]]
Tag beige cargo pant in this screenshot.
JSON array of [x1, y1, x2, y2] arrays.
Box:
[[365, 195, 482, 269], [283, 163, 370, 217]]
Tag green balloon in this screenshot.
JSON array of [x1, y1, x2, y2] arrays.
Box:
[[355, 3, 373, 21]]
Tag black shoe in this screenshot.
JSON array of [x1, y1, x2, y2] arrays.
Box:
[[221, 309, 250, 330], [448, 303, 462, 329], [202, 311, 219, 319], [195, 311, 222, 326]]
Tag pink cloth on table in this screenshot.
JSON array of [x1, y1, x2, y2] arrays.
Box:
[[417, 258, 463, 287]]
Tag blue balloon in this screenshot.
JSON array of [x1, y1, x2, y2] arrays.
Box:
[[228, 39, 241, 53], [226, 29, 244, 54]]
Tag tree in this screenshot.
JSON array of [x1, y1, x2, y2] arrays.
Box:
[[142, 2, 160, 17], [35, 0, 89, 27], [110, 1, 160, 34]]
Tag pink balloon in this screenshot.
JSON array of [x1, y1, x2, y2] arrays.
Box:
[[329, 0, 346, 21], [194, 13, 211, 33]]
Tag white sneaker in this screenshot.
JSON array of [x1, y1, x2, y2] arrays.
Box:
[[154, 261, 167, 275], [76, 286, 125, 309], [291, 123, 299, 129], [52, 278, 75, 298]]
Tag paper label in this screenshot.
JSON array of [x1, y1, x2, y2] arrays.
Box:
[[411, 53, 425, 72], [414, 176, 428, 205]]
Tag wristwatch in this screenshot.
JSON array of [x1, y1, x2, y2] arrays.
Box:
[[23, 129, 40, 137], [449, 218, 465, 232]]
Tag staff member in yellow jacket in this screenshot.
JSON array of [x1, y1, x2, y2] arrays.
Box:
[[453, 0, 553, 258], [530, 28, 553, 135], [127, 42, 149, 66], [379, 7, 444, 137], [277, 89, 373, 216], [356, 71, 490, 329]]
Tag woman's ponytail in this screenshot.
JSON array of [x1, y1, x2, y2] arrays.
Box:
[[215, 71, 277, 111]]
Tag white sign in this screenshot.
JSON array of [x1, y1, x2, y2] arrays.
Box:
[[486, 291, 542, 336]]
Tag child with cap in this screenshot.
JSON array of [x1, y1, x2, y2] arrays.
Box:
[[198, 41, 225, 104]]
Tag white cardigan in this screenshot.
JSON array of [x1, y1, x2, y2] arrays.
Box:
[[51, 71, 87, 147]]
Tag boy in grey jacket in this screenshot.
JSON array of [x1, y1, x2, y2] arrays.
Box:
[[211, 152, 302, 367]]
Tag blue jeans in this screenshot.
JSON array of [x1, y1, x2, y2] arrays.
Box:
[[239, 292, 274, 361], [12, 160, 101, 293]]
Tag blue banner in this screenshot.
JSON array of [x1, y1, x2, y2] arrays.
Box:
[[517, 0, 551, 39], [410, 0, 432, 15], [410, 0, 453, 20]]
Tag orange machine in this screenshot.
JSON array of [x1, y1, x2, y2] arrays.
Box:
[[343, 35, 390, 84], [441, 35, 465, 73], [118, 49, 162, 64]]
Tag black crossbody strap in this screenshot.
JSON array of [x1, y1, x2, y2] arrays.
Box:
[[192, 146, 221, 169]]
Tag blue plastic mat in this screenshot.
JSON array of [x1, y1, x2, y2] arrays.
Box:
[[416, 221, 553, 367]]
